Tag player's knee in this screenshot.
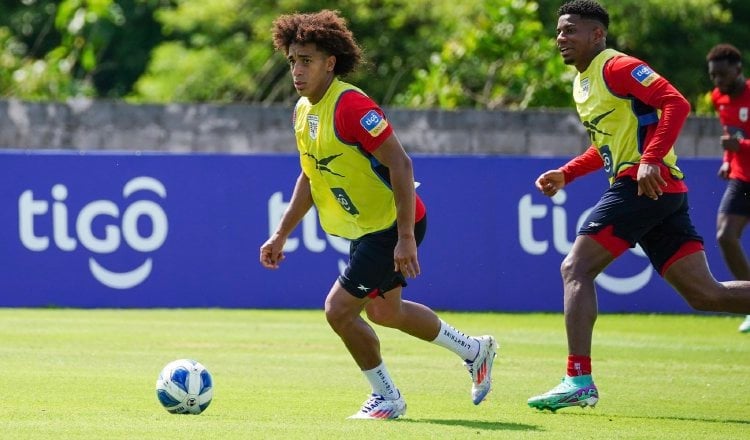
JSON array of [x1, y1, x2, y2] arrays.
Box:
[[678, 286, 723, 312], [560, 256, 572, 278], [716, 229, 738, 249], [684, 296, 719, 312], [324, 303, 353, 334], [560, 255, 595, 283], [323, 306, 341, 331], [680, 292, 710, 311]]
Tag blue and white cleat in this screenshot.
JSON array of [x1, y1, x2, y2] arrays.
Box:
[[348, 393, 406, 420], [465, 335, 498, 405]]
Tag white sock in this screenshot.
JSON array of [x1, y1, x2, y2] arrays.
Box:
[[431, 319, 479, 361], [362, 362, 399, 400]]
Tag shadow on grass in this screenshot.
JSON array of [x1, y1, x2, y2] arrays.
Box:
[[534, 409, 750, 425], [606, 413, 750, 426], [397, 418, 540, 432]]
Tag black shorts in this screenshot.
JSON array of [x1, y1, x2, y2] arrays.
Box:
[[718, 178, 750, 216], [338, 216, 427, 299], [578, 178, 703, 274]]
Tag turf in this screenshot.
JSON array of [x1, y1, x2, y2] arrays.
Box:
[[0, 309, 748, 439]]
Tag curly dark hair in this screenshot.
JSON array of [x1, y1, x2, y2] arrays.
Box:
[[558, 0, 609, 30], [706, 43, 742, 65], [272, 9, 363, 77]]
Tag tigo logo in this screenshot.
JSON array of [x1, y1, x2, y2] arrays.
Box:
[[359, 110, 388, 137], [630, 64, 659, 87], [18, 176, 169, 289]]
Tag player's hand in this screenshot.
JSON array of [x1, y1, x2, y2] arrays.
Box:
[[535, 169, 565, 197], [718, 162, 731, 180], [260, 234, 286, 269], [721, 135, 740, 152], [636, 163, 666, 200], [394, 236, 420, 278]]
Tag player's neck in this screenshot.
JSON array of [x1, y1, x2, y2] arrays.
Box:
[[730, 77, 747, 98], [309, 75, 336, 105], [576, 47, 605, 73]]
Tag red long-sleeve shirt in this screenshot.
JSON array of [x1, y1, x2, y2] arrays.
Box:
[[711, 79, 750, 182]]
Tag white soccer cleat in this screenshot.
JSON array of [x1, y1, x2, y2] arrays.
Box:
[[465, 335, 498, 405], [739, 315, 750, 333], [348, 393, 406, 420]]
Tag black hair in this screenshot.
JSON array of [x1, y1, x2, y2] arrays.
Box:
[[558, 0, 610, 30], [706, 43, 742, 65]]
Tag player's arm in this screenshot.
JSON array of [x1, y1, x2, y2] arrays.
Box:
[[560, 145, 604, 183], [607, 57, 690, 161], [536, 145, 603, 197], [711, 95, 734, 177], [720, 127, 735, 179], [336, 91, 420, 278], [606, 57, 690, 199], [370, 135, 420, 278], [259, 171, 313, 269], [721, 127, 750, 153]]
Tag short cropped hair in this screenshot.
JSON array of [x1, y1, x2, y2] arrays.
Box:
[[271, 9, 362, 76], [706, 44, 742, 65], [558, 0, 610, 30]]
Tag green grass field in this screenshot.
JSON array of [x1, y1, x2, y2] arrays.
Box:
[[1, 308, 748, 439]]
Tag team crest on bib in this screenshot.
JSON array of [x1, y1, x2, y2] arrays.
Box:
[[307, 114, 319, 140], [579, 77, 590, 99], [740, 107, 748, 123]]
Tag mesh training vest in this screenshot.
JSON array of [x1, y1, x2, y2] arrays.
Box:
[[294, 79, 397, 239], [573, 49, 683, 185]]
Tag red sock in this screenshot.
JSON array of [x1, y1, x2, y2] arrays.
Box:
[[567, 355, 591, 377]]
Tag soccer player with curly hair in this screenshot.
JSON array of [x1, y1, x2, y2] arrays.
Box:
[[260, 10, 497, 419]]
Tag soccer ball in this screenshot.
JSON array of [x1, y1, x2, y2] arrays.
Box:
[[155, 359, 213, 414]]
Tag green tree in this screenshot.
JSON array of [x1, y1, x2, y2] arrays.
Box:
[[0, 27, 25, 94], [131, 0, 459, 105], [2, 0, 748, 111], [132, 0, 740, 109], [394, 0, 569, 109], [604, 0, 728, 112], [0, 0, 162, 100]]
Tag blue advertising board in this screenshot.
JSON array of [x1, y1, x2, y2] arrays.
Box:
[[0, 150, 733, 312]]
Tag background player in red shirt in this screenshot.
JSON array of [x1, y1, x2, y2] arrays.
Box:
[[707, 43, 750, 333]]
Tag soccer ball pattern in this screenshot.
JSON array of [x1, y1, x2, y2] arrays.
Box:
[[156, 359, 213, 414]]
